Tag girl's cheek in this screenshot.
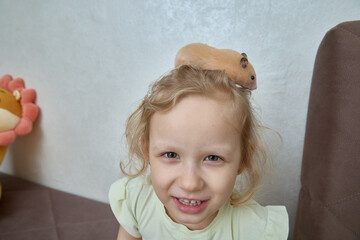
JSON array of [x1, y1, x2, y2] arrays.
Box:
[[151, 162, 176, 177]]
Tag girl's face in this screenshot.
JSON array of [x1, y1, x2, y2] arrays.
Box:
[[146, 95, 243, 230]]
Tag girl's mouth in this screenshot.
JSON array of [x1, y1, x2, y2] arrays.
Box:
[[178, 198, 202, 206], [173, 197, 208, 214]]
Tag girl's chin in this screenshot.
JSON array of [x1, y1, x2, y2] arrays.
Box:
[[166, 206, 219, 231]]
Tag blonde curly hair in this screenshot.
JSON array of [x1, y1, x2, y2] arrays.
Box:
[[121, 65, 268, 206]]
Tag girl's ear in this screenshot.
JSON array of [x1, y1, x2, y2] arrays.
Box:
[[237, 162, 246, 175], [238, 143, 256, 175], [141, 137, 150, 161]]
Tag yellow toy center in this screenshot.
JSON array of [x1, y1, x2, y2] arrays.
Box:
[[0, 87, 22, 117]]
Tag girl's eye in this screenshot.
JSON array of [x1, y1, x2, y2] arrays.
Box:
[[163, 152, 179, 159], [205, 155, 221, 161]]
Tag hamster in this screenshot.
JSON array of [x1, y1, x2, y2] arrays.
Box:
[[175, 43, 257, 90]]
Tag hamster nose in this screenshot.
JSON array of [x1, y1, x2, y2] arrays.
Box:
[[249, 82, 257, 90]]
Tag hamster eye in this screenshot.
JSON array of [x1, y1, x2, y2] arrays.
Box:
[[251, 75, 255, 80]]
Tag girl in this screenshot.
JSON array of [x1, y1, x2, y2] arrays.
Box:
[[109, 65, 289, 239]]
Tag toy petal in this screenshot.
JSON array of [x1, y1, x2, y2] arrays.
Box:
[[9, 78, 25, 91], [0, 131, 17, 146], [22, 103, 39, 122], [14, 118, 32, 136], [21, 89, 37, 104], [0, 75, 12, 90]]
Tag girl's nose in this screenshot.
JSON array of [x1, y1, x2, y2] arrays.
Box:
[[177, 165, 204, 192]]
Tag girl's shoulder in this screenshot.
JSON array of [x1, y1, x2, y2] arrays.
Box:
[[109, 175, 152, 203], [230, 201, 289, 239], [108, 175, 154, 239]]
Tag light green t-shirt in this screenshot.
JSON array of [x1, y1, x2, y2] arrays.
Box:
[[109, 176, 289, 240]]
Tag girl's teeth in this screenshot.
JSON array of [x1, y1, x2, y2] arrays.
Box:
[[178, 198, 202, 206]]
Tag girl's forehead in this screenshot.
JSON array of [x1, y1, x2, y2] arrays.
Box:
[[168, 94, 232, 112], [150, 94, 241, 132], [148, 94, 243, 155], [176, 93, 236, 112]]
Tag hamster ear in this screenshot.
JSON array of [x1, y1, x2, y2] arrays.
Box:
[[240, 56, 248, 69]]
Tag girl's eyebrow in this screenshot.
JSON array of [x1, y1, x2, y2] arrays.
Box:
[[150, 142, 179, 152], [201, 145, 235, 156]]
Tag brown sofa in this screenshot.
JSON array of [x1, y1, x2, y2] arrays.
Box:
[[294, 21, 360, 239], [0, 173, 119, 240]]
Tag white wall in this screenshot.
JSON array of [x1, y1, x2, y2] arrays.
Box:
[[0, 0, 359, 237]]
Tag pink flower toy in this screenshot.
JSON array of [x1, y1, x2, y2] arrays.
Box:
[[0, 74, 39, 199]]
